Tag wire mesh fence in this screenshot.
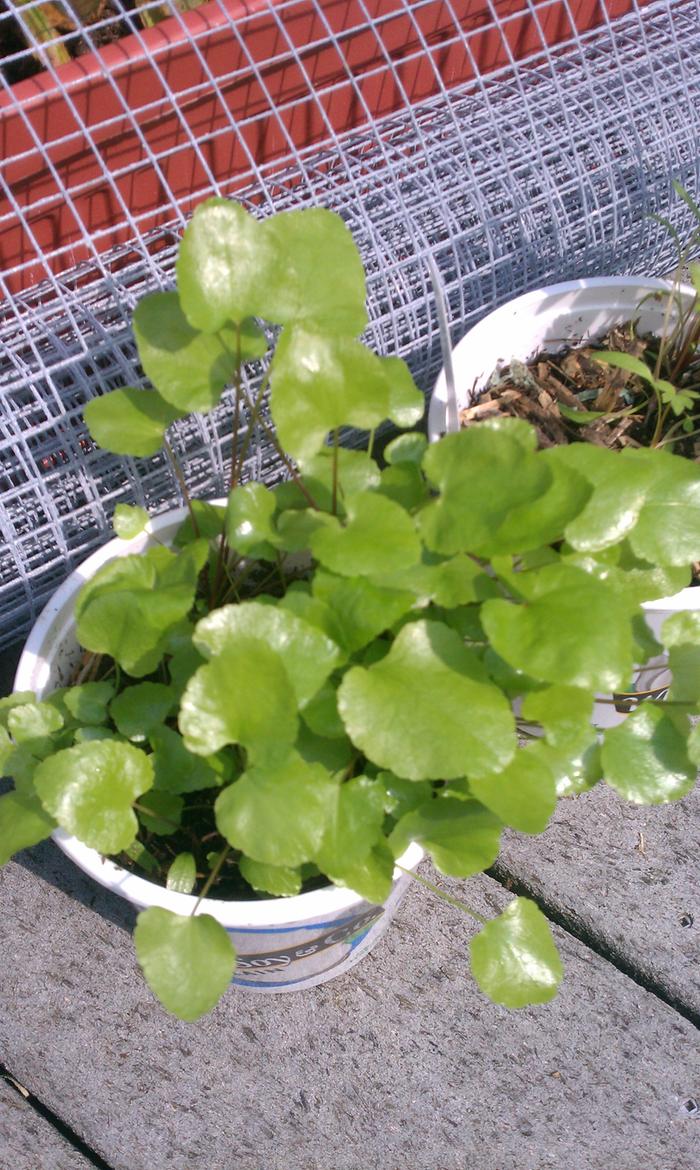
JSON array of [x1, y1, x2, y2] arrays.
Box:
[[1, 0, 700, 647]]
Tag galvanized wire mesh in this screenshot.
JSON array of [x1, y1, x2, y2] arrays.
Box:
[[1, 0, 700, 647]]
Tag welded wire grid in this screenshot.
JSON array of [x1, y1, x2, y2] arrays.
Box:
[[1, 0, 700, 647]]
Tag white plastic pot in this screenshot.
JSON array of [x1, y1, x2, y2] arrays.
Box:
[[14, 505, 423, 993], [429, 277, 699, 729]]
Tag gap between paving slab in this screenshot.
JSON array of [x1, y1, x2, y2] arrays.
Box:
[[1, 838, 699, 1170], [0, 1073, 104, 1170], [491, 783, 700, 1024]]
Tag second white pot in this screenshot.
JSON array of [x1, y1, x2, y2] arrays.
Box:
[[429, 276, 699, 729]]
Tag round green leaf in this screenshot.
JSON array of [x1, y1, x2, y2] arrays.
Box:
[[269, 328, 392, 465], [390, 796, 502, 877], [134, 291, 253, 414], [179, 638, 298, 761], [520, 685, 594, 750], [338, 620, 516, 781], [662, 612, 700, 702], [312, 571, 415, 654], [601, 705, 697, 803], [468, 748, 557, 835], [149, 726, 223, 793], [238, 857, 302, 897], [33, 740, 154, 854], [381, 355, 424, 428], [257, 207, 367, 335], [470, 897, 563, 1007], [215, 752, 336, 867], [0, 790, 55, 865], [481, 563, 635, 692], [76, 545, 206, 678], [193, 602, 341, 708], [134, 907, 236, 1020], [225, 482, 278, 554], [325, 838, 395, 903], [110, 683, 175, 741], [176, 198, 270, 332], [419, 424, 559, 557], [83, 387, 184, 458], [626, 448, 700, 567], [166, 852, 197, 894], [7, 701, 63, 744], [113, 504, 150, 540], [549, 444, 652, 553], [63, 681, 115, 726], [310, 492, 421, 578], [301, 681, 345, 740], [136, 790, 183, 836], [314, 776, 386, 875], [385, 432, 428, 467]]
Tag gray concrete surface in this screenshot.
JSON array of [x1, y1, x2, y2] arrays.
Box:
[[0, 1077, 95, 1170], [1, 841, 699, 1170], [495, 783, 700, 1018], [1, 638, 699, 1168]]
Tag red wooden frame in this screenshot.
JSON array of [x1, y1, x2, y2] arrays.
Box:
[[0, 0, 649, 294]]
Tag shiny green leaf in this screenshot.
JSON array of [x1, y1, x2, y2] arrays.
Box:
[[166, 852, 197, 894], [258, 207, 367, 334], [269, 328, 392, 464], [149, 726, 224, 793], [239, 857, 302, 897], [134, 292, 264, 414], [468, 748, 557, 835], [390, 796, 502, 876], [310, 492, 420, 578], [215, 752, 336, 866], [470, 897, 562, 1007], [83, 387, 184, 458], [110, 683, 175, 741], [179, 638, 298, 761], [176, 198, 269, 332], [113, 504, 150, 540], [134, 907, 236, 1020], [33, 740, 153, 854], [338, 620, 516, 780], [193, 601, 341, 707], [0, 790, 55, 865], [481, 563, 635, 691], [315, 776, 386, 875], [602, 705, 697, 803]]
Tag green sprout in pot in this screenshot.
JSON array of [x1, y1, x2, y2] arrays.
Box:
[[2, 199, 700, 1022], [463, 182, 700, 455]]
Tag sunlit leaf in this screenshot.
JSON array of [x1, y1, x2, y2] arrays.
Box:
[[215, 751, 336, 866], [470, 898, 562, 1007], [33, 740, 154, 854], [338, 619, 516, 780], [83, 387, 184, 458], [135, 907, 236, 1020]]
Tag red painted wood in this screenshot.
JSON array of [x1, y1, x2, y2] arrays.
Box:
[[0, 0, 648, 293]]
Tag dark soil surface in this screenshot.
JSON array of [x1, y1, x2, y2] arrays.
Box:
[[461, 325, 700, 460]]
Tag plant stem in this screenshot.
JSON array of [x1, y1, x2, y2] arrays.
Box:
[[163, 438, 199, 537], [395, 864, 487, 924], [230, 325, 243, 492], [192, 846, 231, 913], [331, 428, 340, 515]]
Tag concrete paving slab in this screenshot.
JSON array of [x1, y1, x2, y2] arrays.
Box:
[[0, 1076, 96, 1170], [494, 783, 700, 1020], [0, 842, 698, 1170]]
